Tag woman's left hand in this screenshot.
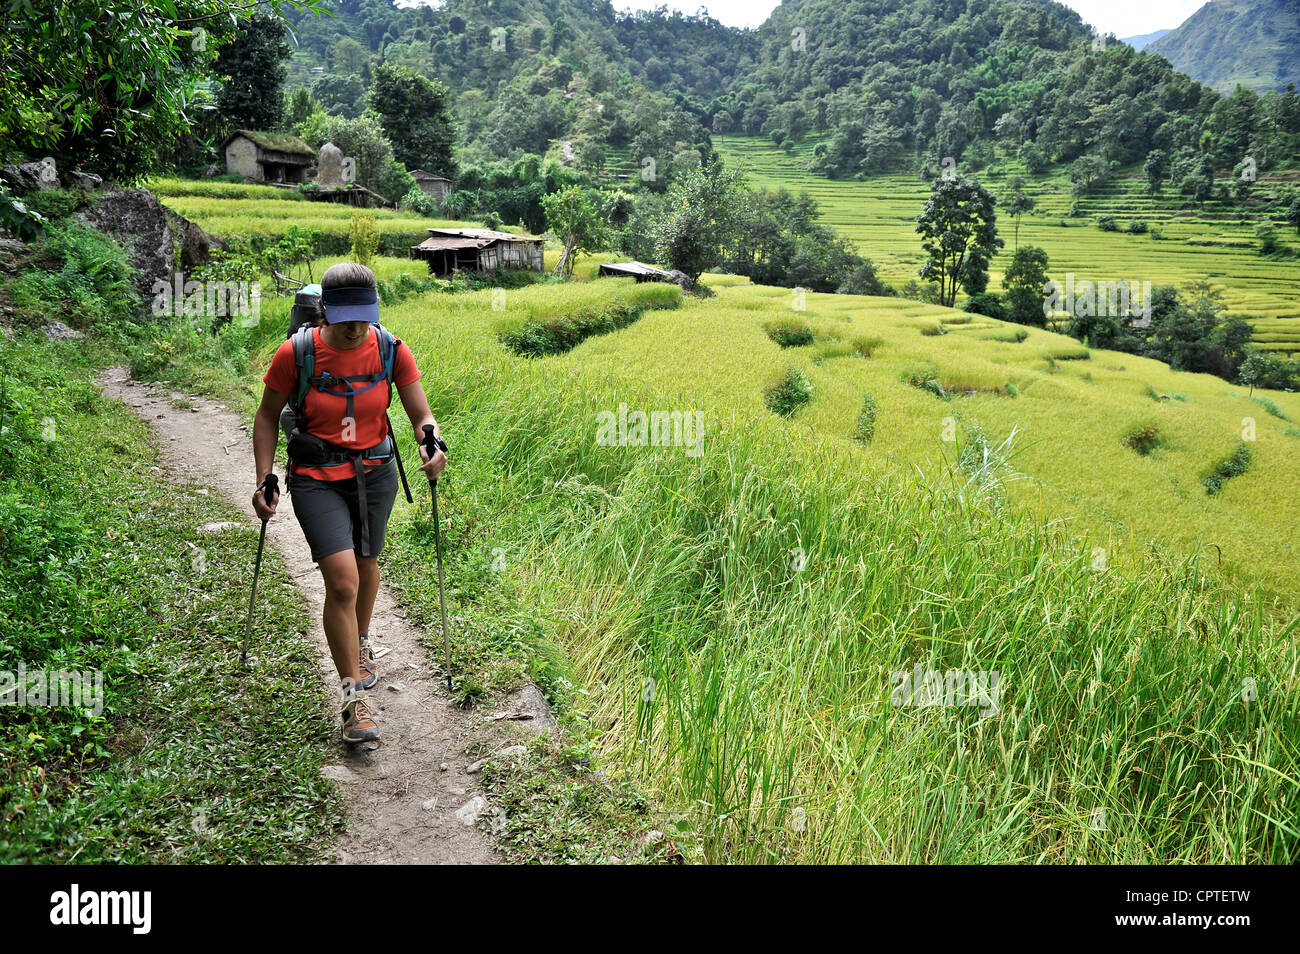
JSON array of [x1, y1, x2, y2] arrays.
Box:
[[418, 439, 447, 482]]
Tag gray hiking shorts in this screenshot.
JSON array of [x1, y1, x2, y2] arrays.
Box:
[[288, 459, 399, 562]]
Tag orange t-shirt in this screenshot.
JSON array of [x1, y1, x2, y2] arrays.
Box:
[[264, 326, 421, 481]]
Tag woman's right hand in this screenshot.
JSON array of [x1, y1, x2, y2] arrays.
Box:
[[252, 483, 280, 521]]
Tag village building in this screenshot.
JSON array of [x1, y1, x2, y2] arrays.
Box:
[[221, 130, 316, 184], [410, 228, 545, 276], [408, 170, 453, 206]]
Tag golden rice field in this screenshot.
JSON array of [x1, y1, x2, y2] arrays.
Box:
[[715, 137, 1300, 352]]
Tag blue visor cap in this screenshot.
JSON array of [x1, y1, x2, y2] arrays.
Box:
[[322, 285, 380, 324]]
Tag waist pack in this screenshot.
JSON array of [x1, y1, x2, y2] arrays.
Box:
[[286, 427, 395, 469]]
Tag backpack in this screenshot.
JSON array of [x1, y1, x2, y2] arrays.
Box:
[[277, 284, 413, 511]]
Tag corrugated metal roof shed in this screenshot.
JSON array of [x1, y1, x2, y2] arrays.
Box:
[[598, 261, 675, 281], [425, 227, 544, 243]]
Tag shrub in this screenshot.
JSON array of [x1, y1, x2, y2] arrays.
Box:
[[1256, 221, 1279, 255], [1128, 219, 1148, 234], [1250, 395, 1290, 421], [963, 292, 1006, 319], [851, 335, 883, 357], [852, 393, 878, 443], [10, 223, 139, 329], [23, 188, 84, 222], [1095, 214, 1119, 232], [348, 213, 381, 266], [986, 329, 1029, 343], [764, 365, 814, 417], [0, 182, 48, 241], [901, 365, 947, 400], [1123, 422, 1163, 455], [765, 320, 815, 348], [499, 294, 679, 357], [1203, 441, 1252, 495]]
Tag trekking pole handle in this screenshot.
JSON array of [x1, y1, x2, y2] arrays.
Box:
[[258, 473, 280, 507], [421, 425, 447, 486]]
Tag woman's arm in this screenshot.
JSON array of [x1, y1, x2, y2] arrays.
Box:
[[396, 379, 446, 480], [252, 386, 289, 518]]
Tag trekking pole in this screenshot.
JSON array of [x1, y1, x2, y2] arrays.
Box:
[[241, 474, 279, 668], [422, 425, 453, 691]]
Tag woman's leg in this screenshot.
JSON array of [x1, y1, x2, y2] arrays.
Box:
[[317, 549, 362, 684], [356, 556, 380, 637]]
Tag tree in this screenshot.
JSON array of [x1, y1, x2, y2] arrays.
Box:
[[284, 87, 318, 131], [369, 63, 456, 178], [1143, 149, 1167, 195], [1180, 156, 1215, 207], [916, 177, 1003, 308], [1002, 246, 1050, 327], [215, 13, 290, 133], [542, 186, 607, 278], [651, 163, 743, 283], [1068, 154, 1111, 196], [1002, 176, 1035, 251], [330, 37, 369, 76], [325, 112, 404, 197], [0, 0, 321, 182], [1287, 196, 1300, 235], [712, 110, 733, 141]]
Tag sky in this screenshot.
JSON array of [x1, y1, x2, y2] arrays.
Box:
[[610, 0, 1211, 37]]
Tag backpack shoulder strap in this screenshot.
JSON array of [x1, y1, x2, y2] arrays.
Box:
[[374, 323, 400, 406], [290, 325, 316, 412]]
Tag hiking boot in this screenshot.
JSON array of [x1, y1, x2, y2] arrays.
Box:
[[358, 634, 378, 690], [342, 689, 380, 744]]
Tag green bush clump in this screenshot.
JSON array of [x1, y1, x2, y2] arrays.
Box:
[[902, 365, 948, 400], [501, 300, 650, 356], [401, 187, 441, 216], [765, 319, 815, 348], [853, 393, 878, 443], [1250, 395, 1290, 421], [1096, 214, 1119, 232], [1128, 219, 1148, 234], [1203, 441, 1252, 495], [23, 188, 85, 222], [852, 335, 884, 357], [1123, 422, 1163, 455], [764, 365, 813, 417], [10, 223, 140, 329]]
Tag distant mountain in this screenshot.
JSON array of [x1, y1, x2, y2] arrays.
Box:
[[1120, 29, 1173, 50], [1147, 0, 1300, 92]]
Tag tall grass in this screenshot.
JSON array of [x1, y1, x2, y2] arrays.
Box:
[[362, 278, 1300, 864]]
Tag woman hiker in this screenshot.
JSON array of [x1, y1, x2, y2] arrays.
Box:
[[250, 262, 446, 744]]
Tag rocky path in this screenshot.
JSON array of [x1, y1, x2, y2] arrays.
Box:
[[99, 368, 505, 865]]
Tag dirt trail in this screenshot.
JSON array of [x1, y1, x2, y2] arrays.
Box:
[[99, 367, 502, 865]]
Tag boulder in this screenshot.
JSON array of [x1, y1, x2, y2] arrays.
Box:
[[42, 321, 84, 341], [76, 188, 176, 307], [62, 170, 104, 191], [1, 157, 59, 192], [317, 142, 344, 188], [164, 208, 227, 272]]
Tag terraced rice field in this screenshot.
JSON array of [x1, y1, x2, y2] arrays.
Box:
[[715, 137, 1300, 353]]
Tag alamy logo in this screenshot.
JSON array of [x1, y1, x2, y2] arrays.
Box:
[[890, 664, 1000, 718], [595, 403, 703, 457], [151, 275, 261, 325], [50, 884, 151, 934], [0, 665, 103, 716], [1042, 274, 1152, 327]]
